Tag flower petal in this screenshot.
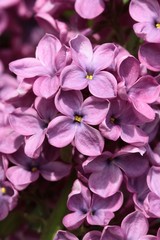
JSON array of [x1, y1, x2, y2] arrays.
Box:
[[75, 124, 104, 156], [9, 58, 48, 78], [89, 71, 117, 99], [47, 116, 76, 148]]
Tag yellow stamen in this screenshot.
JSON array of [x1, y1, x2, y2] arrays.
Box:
[[156, 23, 160, 28], [110, 117, 115, 124], [86, 74, 93, 80], [31, 167, 38, 172], [1, 187, 6, 194], [74, 115, 82, 123]]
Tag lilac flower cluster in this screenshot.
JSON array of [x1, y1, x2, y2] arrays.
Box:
[[0, 0, 160, 239]]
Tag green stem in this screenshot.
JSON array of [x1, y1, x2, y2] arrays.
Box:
[[40, 173, 75, 240]]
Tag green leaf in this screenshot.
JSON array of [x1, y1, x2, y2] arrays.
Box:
[[123, 0, 129, 4]]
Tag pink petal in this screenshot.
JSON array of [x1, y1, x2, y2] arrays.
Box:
[[75, 124, 104, 156], [121, 125, 148, 146], [119, 56, 140, 89], [75, 0, 105, 19], [0, 126, 23, 154], [33, 75, 60, 98], [82, 96, 109, 125], [88, 164, 123, 198], [24, 130, 45, 158], [35, 33, 61, 74], [9, 58, 48, 78], [47, 116, 76, 148], [138, 43, 160, 71], [63, 212, 86, 230], [88, 71, 117, 99], [6, 166, 39, 190], [131, 100, 155, 122], [70, 34, 93, 69], [55, 89, 83, 116], [121, 211, 149, 240], [129, 0, 160, 22], [92, 43, 116, 71], [9, 108, 42, 136], [129, 76, 159, 103], [61, 65, 88, 90], [101, 226, 124, 240], [147, 166, 160, 197]]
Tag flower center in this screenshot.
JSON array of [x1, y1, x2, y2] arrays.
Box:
[[156, 23, 160, 28], [1, 187, 6, 194], [74, 115, 82, 123], [31, 167, 38, 172], [110, 116, 116, 124], [86, 74, 93, 80]]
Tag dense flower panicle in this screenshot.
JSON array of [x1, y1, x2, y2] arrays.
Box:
[[0, 0, 160, 238]]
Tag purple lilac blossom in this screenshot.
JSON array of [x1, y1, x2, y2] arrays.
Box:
[[118, 56, 160, 122], [99, 98, 148, 146], [6, 147, 71, 191], [101, 211, 149, 240], [9, 97, 57, 158], [62, 179, 123, 230], [9, 34, 67, 98], [47, 89, 108, 156], [83, 145, 149, 198], [61, 34, 117, 99], [129, 0, 160, 43]]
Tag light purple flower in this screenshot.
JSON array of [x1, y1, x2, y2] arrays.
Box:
[[129, 0, 160, 43], [61, 34, 117, 99], [6, 147, 71, 191], [101, 211, 149, 240], [83, 146, 149, 198], [99, 98, 148, 146], [62, 179, 123, 230], [47, 90, 108, 156], [118, 56, 160, 122], [9, 34, 67, 98], [9, 97, 57, 158]]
